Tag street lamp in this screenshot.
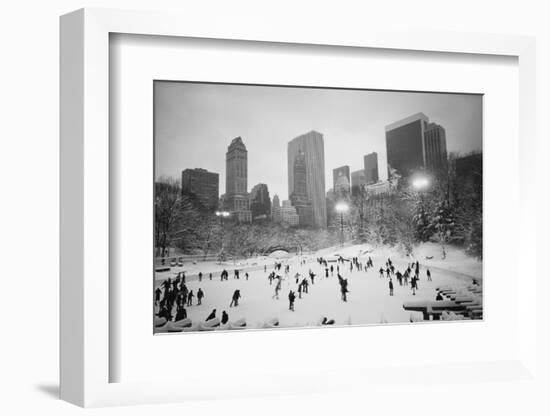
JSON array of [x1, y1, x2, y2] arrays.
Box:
[[335, 202, 349, 247], [215, 211, 231, 261], [411, 175, 430, 191]]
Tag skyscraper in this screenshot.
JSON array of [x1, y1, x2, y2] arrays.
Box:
[[271, 194, 281, 223], [385, 113, 429, 178], [225, 136, 252, 222], [385, 113, 447, 178], [288, 131, 327, 228], [363, 152, 379, 184], [181, 168, 219, 212], [332, 165, 351, 198], [424, 123, 448, 172], [249, 183, 271, 221], [290, 151, 313, 226], [351, 170, 367, 196]]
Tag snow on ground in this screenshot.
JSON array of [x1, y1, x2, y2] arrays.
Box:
[[154, 243, 482, 332]]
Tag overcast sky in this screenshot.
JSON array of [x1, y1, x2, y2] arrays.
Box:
[[155, 82, 482, 200]]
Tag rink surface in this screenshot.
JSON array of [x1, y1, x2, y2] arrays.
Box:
[[154, 243, 482, 332]]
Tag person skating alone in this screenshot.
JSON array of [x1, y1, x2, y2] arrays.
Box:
[[221, 310, 229, 324], [186, 290, 194, 306], [389, 279, 394, 296], [197, 288, 204, 305], [206, 308, 216, 321], [427, 268, 432, 281], [288, 290, 296, 311], [230, 289, 241, 307], [272, 279, 282, 300]]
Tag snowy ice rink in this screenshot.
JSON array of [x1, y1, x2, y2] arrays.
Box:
[[154, 243, 482, 332]]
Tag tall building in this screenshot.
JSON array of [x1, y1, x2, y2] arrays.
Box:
[[424, 123, 448, 172], [351, 169, 367, 196], [385, 113, 447, 178], [332, 166, 350, 191], [225, 137, 252, 222], [332, 165, 351, 198], [249, 183, 271, 221], [271, 194, 281, 223], [181, 168, 219, 212], [363, 152, 379, 184], [288, 131, 327, 228], [290, 151, 313, 226], [280, 200, 300, 226]]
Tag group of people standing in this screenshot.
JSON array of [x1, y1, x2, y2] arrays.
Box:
[[155, 272, 208, 322]]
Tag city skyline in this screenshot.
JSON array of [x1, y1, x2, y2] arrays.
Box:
[[155, 81, 482, 200]]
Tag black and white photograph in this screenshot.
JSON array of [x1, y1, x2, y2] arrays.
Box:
[[153, 81, 483, 333]]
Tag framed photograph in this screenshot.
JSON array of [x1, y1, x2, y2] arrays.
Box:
[[60, 8, 537, 407], [152, 81, 483, 335]]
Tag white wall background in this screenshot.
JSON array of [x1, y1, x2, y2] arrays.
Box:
[[0, 0, 548, 414]]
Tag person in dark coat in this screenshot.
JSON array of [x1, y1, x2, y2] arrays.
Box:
[[198, 272, 203, 282], [197, 288, 204, 305], [389, 279, 394, 296], [435, 291, 443, 301], [155, 287, 162, 304], [230, 289, 241, 307], [187, 290, 194, 306], [206, 308, 216, 321], [288, 290, 296, 311], [175, 304, 187, 321], [221, 310, 229, 324], [426, 269, 432, 281]]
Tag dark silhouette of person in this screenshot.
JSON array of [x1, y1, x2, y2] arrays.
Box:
[[175, 304, 187, 321], [198, 272, 203, 282], [221, 310, 229, 324], [427, 269, 432, 281], [197, 288, 204, 305], [206, 309, 216, 321], [288, 290, 296, 311], [230, 289, 241, 307], [155, 287, 162, 304], [389, 279, 394, 296], [187, 290, 194, 306], [435, 291, 443, 301]]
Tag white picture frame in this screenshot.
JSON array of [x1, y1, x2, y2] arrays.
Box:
[[60, 7, 537, 407]]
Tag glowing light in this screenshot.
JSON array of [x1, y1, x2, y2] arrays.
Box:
[[335, 202, 349, 213], [411, 176, 430, 190], [215, 211, 231, 217]]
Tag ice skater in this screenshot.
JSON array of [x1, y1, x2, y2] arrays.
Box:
[[288, 290, 296, 311], [230, 289, 241, 307], [197, 288, 204, 305], [389, 279, 394, 296], [206, 308, 216, 321]]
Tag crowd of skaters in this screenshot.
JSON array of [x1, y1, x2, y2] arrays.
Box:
[[155, 252, 436, 329]]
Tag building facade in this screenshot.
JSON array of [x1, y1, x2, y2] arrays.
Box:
[[225, 136, 252, 222], [424, 123, 448, 172], [332, 165, 351, 199], [385, 113, 428, 178], [385, 113, 448, 178], [288, 131, 327, 228], [363, 152, 379, 184], [181, 168, 219, 212], [289, 151, 313, 226], [271, 194, 282, 223], [351, 169, 367, 197], [249, 183, 271, 221], [280, 200, 300, 226]]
